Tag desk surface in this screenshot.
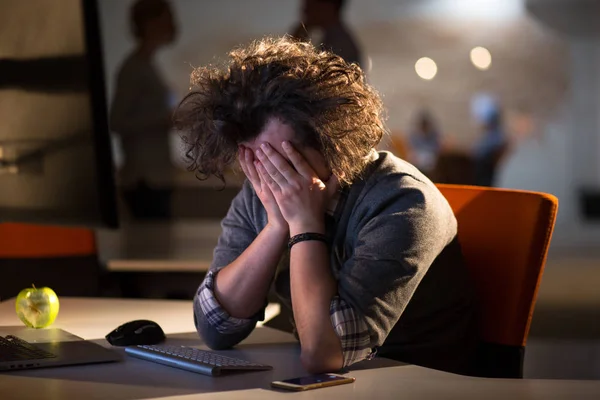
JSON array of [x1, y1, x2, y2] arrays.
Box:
[[1, 297, 599, 400], [0, 297, 280, 340]]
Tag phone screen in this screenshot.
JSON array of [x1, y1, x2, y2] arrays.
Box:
[[281, 374, 349, 386]]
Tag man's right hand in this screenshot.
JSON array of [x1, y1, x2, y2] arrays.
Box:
[[238, 146, 288, 233], [209, 147, 290, 320]]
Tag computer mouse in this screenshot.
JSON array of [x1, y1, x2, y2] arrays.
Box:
[[105, 319, 166, 346]]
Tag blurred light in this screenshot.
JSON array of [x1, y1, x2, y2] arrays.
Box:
[[470, 46, 492, 70], [403, 0, 523, 20], [366, 56, 373, 73], [415, 57, 437, 80], [470, 93, 498, 124]]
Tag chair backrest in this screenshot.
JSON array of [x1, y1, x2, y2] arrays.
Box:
[[435, 184, 558, 348], [0, 223, 99, 299], [0, 223, 96, 258]]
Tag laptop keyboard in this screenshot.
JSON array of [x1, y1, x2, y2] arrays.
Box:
[[0, 335, 57, 362]]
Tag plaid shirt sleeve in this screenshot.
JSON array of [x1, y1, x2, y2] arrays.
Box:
[[194, 269, 257, 334], [330, 296, 374, 367]]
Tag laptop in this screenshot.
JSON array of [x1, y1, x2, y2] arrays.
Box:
[[0, 326, 120, 371]]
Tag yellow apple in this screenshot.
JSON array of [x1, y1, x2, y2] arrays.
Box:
[[15, 285, 60, 329]]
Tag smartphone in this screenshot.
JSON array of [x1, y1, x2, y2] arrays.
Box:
[[271, 373, 355, 391]]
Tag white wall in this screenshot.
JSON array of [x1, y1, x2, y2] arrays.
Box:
[[497, 33, 600, 249]]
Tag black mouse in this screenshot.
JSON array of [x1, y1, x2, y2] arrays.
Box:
[[106, 319, 166, 346]]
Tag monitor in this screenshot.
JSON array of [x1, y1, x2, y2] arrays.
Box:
[[0, 0, 118, 228]]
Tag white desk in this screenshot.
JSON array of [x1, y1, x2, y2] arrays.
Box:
[[1, 298, 599, 400], [0, 297, 280, 340]]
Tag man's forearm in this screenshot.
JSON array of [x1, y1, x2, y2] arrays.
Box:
[[289, 230, 344, 373], [214, 223, 287, 319]]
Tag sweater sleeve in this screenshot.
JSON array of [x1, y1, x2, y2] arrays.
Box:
[[193, 270, 265, 350], [337, 176, 457, 353], [193, 181, 268, 350]]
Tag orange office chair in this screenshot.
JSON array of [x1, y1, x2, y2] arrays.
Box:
[[0, 223, 100, 299], [435, 184, 558, 378]]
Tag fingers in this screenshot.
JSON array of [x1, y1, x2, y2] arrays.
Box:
[[255, 144, 293, 188], [255, 159, 280, 193], [244, 149, 260, 184], [238, 146, 249, 176], [260, 143, 295, 180], [239, 146, 261, 188], [281, 141, 315, 179]]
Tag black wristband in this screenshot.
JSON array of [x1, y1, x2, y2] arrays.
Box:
[[288, 232, 329, 249]]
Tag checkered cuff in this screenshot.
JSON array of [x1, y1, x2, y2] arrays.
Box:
[[330, 296, 373, 367], [195, 269, 256, 334]]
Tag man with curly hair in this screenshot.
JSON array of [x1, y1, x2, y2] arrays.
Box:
[[175, 36, 477, 375]]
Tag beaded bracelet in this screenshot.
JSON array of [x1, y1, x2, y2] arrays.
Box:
[[288, 232, 329, 249]]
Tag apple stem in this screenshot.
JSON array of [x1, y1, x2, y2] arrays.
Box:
[[32, 284, 36, 290]]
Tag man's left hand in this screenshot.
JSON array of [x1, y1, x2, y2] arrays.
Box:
[[255, 141, 339, 234]]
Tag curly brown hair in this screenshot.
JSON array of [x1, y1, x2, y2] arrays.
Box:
[[173, 36, 386, 185]]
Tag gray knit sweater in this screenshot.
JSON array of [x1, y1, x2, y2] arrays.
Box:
[[194, 151, 477, 373]]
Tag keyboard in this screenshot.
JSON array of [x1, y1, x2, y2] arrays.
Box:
[[0, 335, 57, 362], [125, 344, 273, 376]]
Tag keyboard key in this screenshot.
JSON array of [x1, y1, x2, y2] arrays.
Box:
[[0, 336, 57, 362]]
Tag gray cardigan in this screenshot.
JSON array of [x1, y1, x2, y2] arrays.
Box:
[[194, 151, 477, 373]]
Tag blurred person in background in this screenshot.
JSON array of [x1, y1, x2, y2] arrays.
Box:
[[407, 111, 442, 177], [290, 0, 362, 67], [473, 109, 508, 187], [110, 0, 178, 219]]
